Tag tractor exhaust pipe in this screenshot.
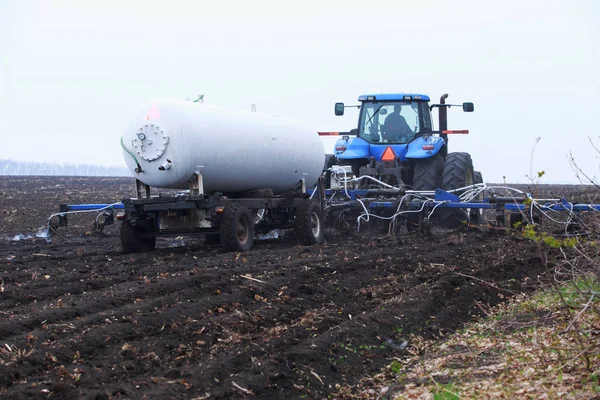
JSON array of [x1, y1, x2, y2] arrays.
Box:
[[439, 93, 449, 148]]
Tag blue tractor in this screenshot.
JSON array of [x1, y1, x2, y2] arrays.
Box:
[[328, 93, 483, 228]]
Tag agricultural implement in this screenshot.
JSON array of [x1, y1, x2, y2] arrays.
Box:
[[48, 177, 599, 254]]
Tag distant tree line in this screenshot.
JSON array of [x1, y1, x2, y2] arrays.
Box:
[[0, 159, 131, 177]]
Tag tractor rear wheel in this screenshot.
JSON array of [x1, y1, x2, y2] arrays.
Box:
[[220, 204, 255, 252], [295, 200, 325, 245], [412, 154, 443, 190], [407, 155, 443, 230], [470, 170, 484, 224], [437, 152, 475, 229], [474, 171, 483, 185]]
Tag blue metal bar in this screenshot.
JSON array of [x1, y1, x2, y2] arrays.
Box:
[[63, 203, 124, 211], [62, 195, 600, 213], [327, 197, 600, 212], [361, 202, 600, 211], [365, 202, 397, 208], [432, 202, 494, 209], [316, 189, 385, 200], [504, 203, 600, 211]]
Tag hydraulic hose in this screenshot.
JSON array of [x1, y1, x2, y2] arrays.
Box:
[[120, 136, 143, 173]]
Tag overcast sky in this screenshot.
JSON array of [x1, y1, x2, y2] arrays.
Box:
[[1, 0, 598, 183]]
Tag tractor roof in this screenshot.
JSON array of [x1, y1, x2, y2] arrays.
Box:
[[358, 93, 430, 101]]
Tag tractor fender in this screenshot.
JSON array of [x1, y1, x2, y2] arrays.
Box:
[[333, 137, 370, 160], [404, 136, 446, 159]]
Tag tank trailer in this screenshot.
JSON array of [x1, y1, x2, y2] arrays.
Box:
[[52, 98, 327, 253]]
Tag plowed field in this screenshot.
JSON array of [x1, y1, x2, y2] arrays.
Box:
[[0, 176, 587, 399]]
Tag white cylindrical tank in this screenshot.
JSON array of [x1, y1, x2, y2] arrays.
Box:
[[121, 98, 325, 193]]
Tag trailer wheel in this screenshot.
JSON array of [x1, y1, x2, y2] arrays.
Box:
[[121, 222, 156, 254], [220, 204, 254, 252], [295, 200, 325, 245], [437, 152, 475, 229], [140, 236, 156, 252]]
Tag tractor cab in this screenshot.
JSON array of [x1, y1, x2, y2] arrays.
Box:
[[331, 93, 434, 178], [353, 95, 433, 145], [328, 93, 474, 189], [336, 94, 433, 168]]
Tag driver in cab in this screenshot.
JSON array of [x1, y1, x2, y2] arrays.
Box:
[[382, 105, 412, 142]]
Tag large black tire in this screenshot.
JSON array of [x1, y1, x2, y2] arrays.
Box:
[[412, 154, 444, 190], [406, 155, 444, 231], [437, 152, 475, 229], [219, 204, 255, 252], [474, 171, 483, 185], [470, 170, 484, 224], [121, 222, 156, 254], [295, 200, 325, 245], [141, 235, 157, 252]]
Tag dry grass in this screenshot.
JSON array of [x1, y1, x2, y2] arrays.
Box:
[[0, 343, 35, 365], [334, 273, 599, 399]]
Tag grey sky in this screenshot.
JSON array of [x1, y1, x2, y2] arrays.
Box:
[[1, 0, 598, 184]]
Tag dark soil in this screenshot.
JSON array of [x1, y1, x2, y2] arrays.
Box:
[[0, 176, 587, 399]]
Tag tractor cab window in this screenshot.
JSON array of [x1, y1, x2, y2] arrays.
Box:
[[358, 101, 431, 144]]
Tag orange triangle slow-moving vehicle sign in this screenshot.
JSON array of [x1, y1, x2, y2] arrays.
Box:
[[381, 146, 396, 162]]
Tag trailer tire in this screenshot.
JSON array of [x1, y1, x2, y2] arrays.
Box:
[[295, 200, 325, 245], [412, 154, 443, 191], [141, 236, 156, 252], [121, 222, 140, 254], [437, 152, 475, 229], [220, 204, 254, 252], [121, 222, 156, 254]]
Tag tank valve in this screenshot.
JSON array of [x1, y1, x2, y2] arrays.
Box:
[[158, 159, 172, 171]]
